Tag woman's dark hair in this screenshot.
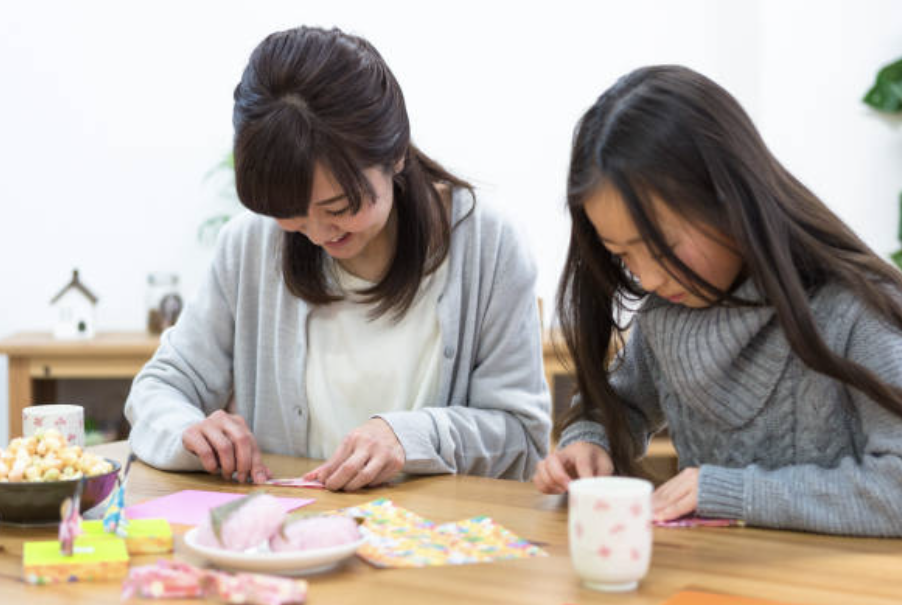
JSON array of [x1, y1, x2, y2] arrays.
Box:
[[558, 65, 902, 476], [233, 26, 472, 318]]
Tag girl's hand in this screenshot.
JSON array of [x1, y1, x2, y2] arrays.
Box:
[[533, 441, 614, 494], [652, 467, 699, 521], [182, 410, 271, 484], [303, 418, 405, 491]]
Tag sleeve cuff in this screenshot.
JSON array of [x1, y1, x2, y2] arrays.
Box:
[[698, 465, 747, 520], [559, 420, 611, 453], [374, 410, 451, 474]]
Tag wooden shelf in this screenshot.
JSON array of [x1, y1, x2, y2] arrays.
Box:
[[0, 331, 160, 439]]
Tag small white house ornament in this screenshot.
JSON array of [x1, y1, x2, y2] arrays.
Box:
[[50, 269, 98, 339]]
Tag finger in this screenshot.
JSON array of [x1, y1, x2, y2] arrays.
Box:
[[342, 456, 385, 492], [545, 453, 576, 492], [182, 428, 219, 474], [370, 461, 401, 488], [533, 462, 558, 494], [199, 425, 236, 480], [324, 450, 370, 491], [654, 490, 697, 522], [574, 449, 600, 478], [652, 475, 692, 514], [250, 447, 268, 485], [303, 466, 324, 482], [313, 439, 354, 485], [219, 417, 255, 483]]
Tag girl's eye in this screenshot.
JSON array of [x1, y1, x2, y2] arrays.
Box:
[[327, 207, 350, 217], [651, 242, 679, 261]]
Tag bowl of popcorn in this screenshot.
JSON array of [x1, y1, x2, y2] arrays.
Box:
[[0, 429, 121, 524]]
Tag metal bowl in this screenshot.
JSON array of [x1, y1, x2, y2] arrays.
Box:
[[0, 458, 121, 524]]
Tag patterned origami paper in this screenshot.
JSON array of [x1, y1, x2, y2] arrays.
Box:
[[341, 498, 547, 568]]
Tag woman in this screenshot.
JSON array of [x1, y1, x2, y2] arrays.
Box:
[[125, 26, 550, 490]]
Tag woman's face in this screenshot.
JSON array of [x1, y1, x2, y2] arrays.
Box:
[[275, 163, 397, 278], [583, 183, 743, 308]]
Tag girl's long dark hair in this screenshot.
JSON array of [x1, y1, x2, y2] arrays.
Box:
[[558, 65, 902, 477], [232, 26, 472, 318]]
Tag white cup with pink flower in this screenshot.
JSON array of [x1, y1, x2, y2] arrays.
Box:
[[22, 404, 85, 447], [568, 476, 654, 592]]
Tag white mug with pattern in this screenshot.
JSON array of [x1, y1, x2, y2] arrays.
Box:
[[568, 476, 654, 592], [22, 404, 85, 447]]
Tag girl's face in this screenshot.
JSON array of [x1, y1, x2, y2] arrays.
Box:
[[583, 183, 743, 308], [275, 163, 397, 279]]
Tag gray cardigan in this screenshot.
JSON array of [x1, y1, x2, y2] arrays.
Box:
[[560, 280, 902, 536], [125, 190, 551, 480]]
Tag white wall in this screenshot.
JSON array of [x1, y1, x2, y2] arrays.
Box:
[[1, 0, 900, 444]]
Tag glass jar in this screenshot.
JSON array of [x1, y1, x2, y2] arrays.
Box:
[[146, 272, 183, 334]]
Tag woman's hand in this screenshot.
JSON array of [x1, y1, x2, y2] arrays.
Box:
[[651, 467, 699, 521], [303, 418, 405, 491], [533, 441, 614, 494], [182, 410, 271, 484]]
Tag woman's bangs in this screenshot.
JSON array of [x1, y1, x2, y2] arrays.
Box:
[[235, 110, 317, 219]]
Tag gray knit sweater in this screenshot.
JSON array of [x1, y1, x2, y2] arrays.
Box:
[[559, 280, 902, 537]]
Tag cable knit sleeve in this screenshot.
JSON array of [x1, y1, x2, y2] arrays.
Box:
[[698, 297, 902, 536], [559, 320, 667, 459]]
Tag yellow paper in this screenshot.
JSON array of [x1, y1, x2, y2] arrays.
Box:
[[82, 518, 173, 554], [23, 536, 129, 585]]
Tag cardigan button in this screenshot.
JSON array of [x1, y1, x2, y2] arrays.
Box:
[[443, 346, 455, 359]]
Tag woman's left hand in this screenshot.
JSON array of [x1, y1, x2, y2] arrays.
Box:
[[303, 418, 405, 491], [651, 467, 699, 522]]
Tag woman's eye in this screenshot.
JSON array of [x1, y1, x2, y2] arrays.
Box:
[[327, 207, 350, 217]]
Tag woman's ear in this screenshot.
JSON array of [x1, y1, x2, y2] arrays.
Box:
[[394, 156, 405, 175]]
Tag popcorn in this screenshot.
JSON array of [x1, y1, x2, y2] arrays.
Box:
[[0, 429, 112, 483]]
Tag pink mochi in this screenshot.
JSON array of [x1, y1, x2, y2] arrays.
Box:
[[195, 494, 287, 551], [269, 515, 361, 552]]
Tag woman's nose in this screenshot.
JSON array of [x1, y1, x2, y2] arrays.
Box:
[[634, 257, 666, 293], [275, 216, 334, 245]]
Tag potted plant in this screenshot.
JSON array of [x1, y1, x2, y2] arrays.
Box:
[[863, 57, 902, 268], [199, 152, 242, 245]]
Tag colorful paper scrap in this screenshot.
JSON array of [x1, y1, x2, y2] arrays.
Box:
[[122, 559, 308, 604], [653, 516, 745, 528]]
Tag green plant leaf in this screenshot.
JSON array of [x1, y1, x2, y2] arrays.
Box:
[[197, 214, 235, 245], [891, 249, 902, 271], [863, 57, 902, 113], [204, 151, 236, 182], [897, 191, 902, 243]]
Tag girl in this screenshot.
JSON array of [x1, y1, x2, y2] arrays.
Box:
[[534, 65, 902, 536], [125, 26, 550, 490]]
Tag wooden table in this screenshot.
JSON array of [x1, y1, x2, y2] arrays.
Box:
[[1, 442, 899, 604], [0, 332, 160, 439]]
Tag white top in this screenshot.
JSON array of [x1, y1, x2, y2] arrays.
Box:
[[305, 258, 449, 459]]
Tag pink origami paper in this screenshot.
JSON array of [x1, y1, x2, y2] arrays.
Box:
[[125, 490, 314, 526]]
